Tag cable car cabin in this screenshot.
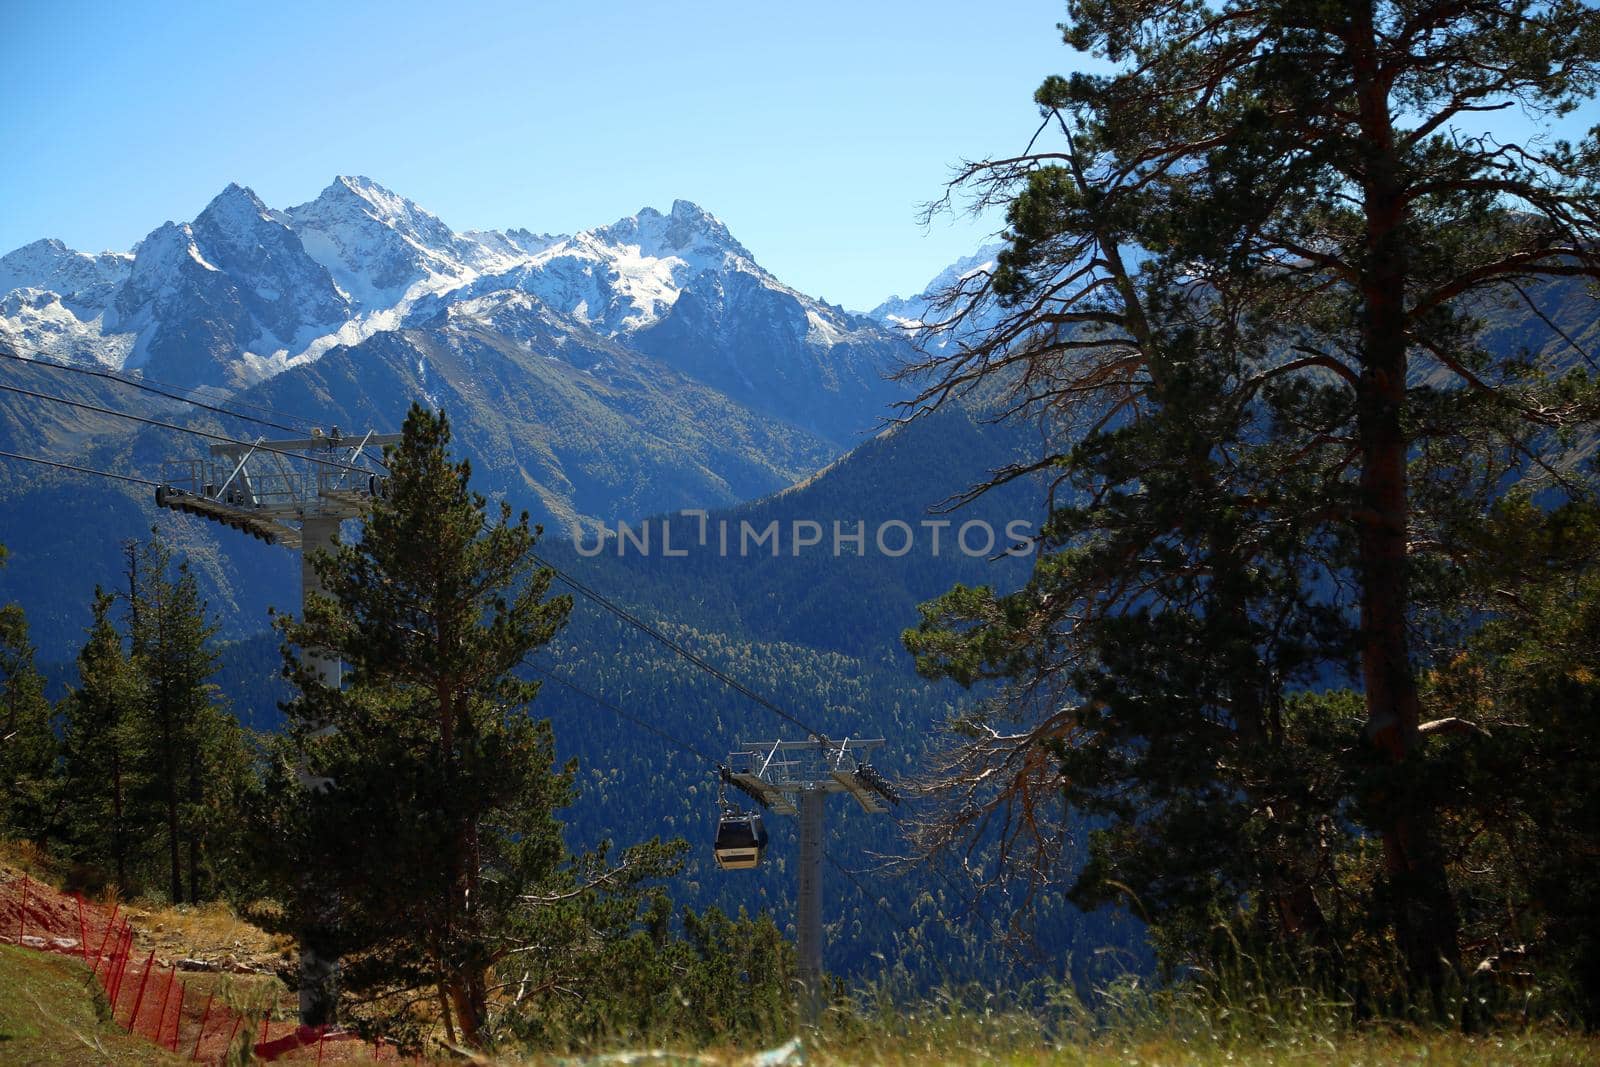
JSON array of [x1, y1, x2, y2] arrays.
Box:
[[714, 812, 769, 870]]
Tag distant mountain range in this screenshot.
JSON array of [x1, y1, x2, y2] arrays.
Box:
[[0, 177, 1029, 657], [0, 184, 1097, 984], [0, 176, 940, 525], [867, 242, 1006, 352], [7, 178, 910, 417]]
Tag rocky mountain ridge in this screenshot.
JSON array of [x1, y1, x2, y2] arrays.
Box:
[[0, 177, 899, 404]]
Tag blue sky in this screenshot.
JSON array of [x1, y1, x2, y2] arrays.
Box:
[[3, 1, 1597, 310], [0, 0, 1075, 309]]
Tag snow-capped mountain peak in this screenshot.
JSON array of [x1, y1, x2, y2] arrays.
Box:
[[189, 184, 297, 262], [593, 200, 753, 265], [316, 175, 454, 245], [869, 242, 1004, 323], [476, 200, 763, 336], [103, 185, 352, 382], [197, 181, 271, 223], [0, 178, 911, 407], [0, 238, 132, 305], [0, 238, 134, 367], [120, 221, 214, 296], [282, 176, 466, 308]]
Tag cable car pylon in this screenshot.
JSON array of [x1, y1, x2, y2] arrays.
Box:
[[155, 426, 398, 1027], [720, 737, 899, 1016]]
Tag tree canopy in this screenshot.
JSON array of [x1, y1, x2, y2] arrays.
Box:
[[903, 0, 1600, 1010]]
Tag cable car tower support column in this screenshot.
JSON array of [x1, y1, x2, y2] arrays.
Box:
[[723, 737, 898, 1016], [796, 788, 825, 992], [155, 428, 399, 1027], [299, 514, 342, 688]]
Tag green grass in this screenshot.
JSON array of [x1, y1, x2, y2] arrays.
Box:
[[500, 984, 1600, 1067], [0, 944, 180, 1065], [782, 979, 1600, 1067], [503, 1026, 1600, 1066], [800, 1026, 1600, 1066], [5, 936, 1596, 1066]]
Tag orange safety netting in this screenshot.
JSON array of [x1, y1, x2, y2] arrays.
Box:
[[2, 870, 402, 1062]]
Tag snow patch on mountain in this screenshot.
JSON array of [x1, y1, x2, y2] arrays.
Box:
[[0, 288, 134, 367], [0, 240, 132, 311], [283, 176, 525, 311], [464, 228, 566, 260], [475, 200, 761, 336]]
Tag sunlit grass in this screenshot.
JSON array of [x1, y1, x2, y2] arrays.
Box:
[[0, 944, 183, 1065], [499, 967, 1600, 1066]]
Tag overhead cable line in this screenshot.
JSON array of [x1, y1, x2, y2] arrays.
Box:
[[0, 448, 162, 488], [0, 365, 927, 934], [0, 345, 388, 471], [0, 341, 324, 430], [529, 552, 832, 744], [0, 383, 383, 477], [524, 660, 724, 765], [0, 346, 306, 434], [0, 440, 982, 951]]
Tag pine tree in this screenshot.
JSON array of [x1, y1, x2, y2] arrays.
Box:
[[59, 589, 148, 888], [0, 545, 58, 844], [905, 0, 1600, 995], [125, 534, 248, 903], [278, 404, 573, 1047], [906, 269, 1349, 968]]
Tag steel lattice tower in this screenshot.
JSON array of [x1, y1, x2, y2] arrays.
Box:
[[157, 427, 398, 1026], [724, 737, 897, 1013]]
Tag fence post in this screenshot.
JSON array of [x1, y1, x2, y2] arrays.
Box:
[[191, 991, 214, 1061], [153, 963, 176, 1041], [76, 894, 89, 961], [169, 979, 186, 1051], [114, 926, 133, 1005], [105, 926, 124, 1004], [222, 1014, 243, 1063], [108, 924, 132, 1006], [91, 903, 119, 977], [124, 949, 155, 1031]]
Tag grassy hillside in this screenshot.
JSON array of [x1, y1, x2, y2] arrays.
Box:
[[5, 923, 1593, 1066], [0, 945, 181, 1065]]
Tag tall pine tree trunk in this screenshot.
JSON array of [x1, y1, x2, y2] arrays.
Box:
[[448, 978, 484, 1049], [159, 678, 182, 903], [165, 759, 182, 903], [436, 980, 457, 1046], [1351, 14, 1460, 988], [1355, 360, 1461, 993], [187, 750, 201, 903], [112, 748, 126, 889]]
